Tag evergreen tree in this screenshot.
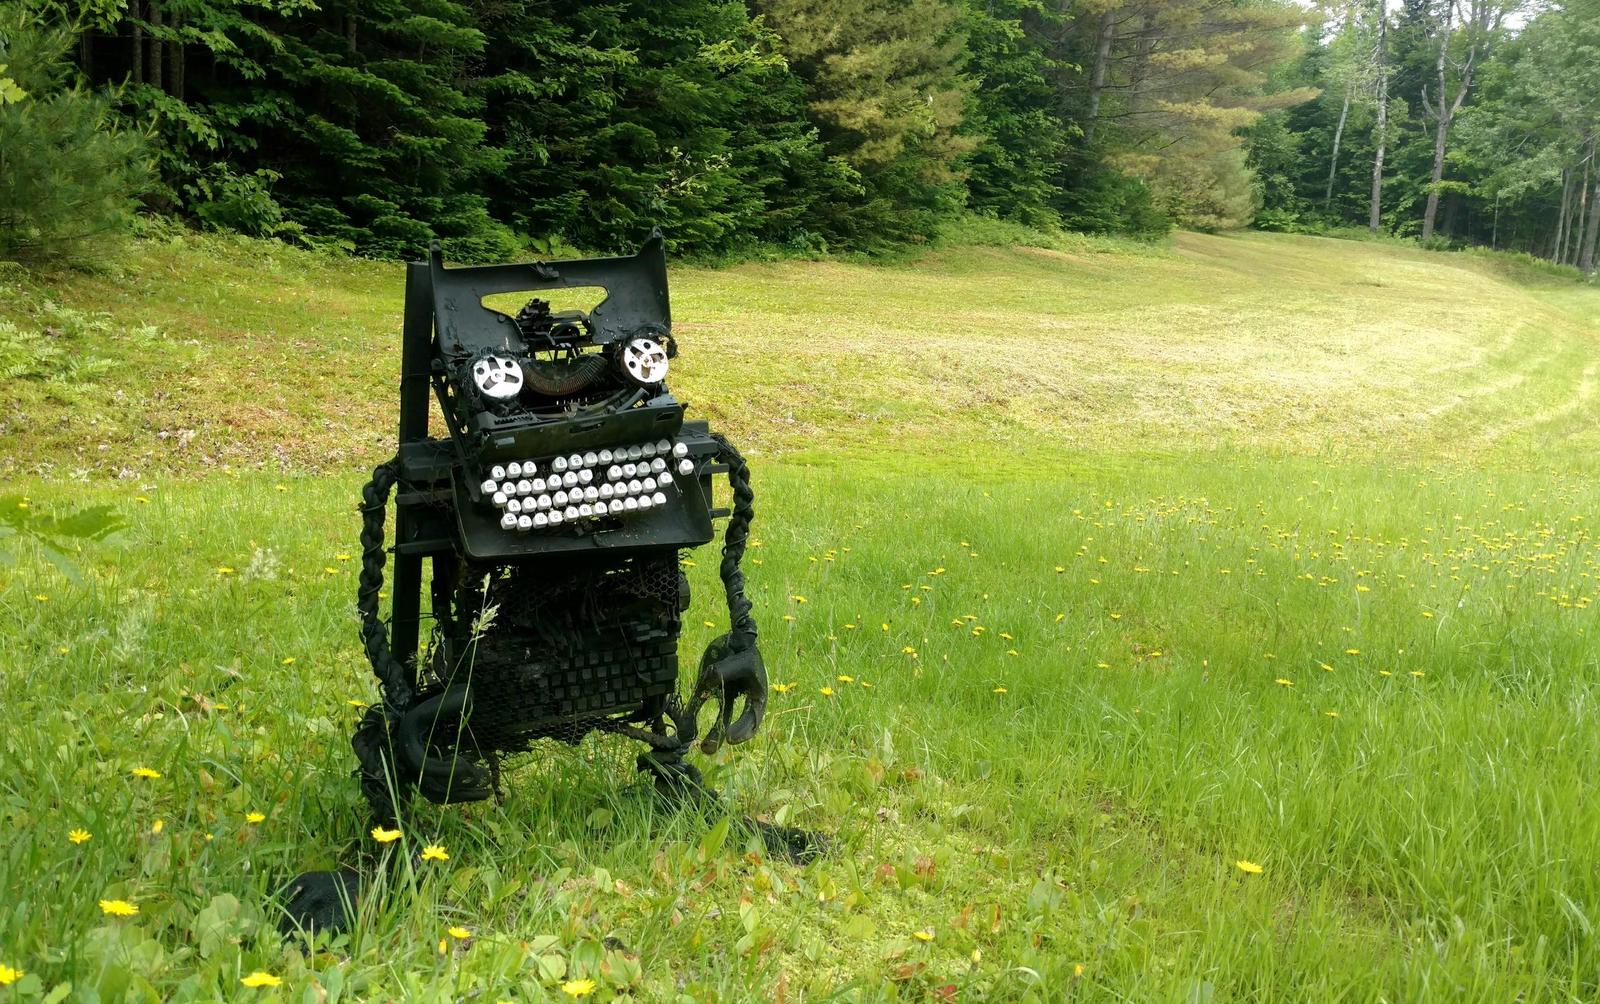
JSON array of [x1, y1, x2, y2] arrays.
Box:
[[754, 0, 975, 249], [0, 5, 148, 265]]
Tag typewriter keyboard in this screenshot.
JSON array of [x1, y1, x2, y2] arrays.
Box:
[[478, 438, 698, 532]]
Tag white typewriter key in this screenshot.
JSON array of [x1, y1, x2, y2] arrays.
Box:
[[522, 460, 536, 475], [618, 462, 632, 477], [628, 479, 643, 494], [598, 448, 613, 464], [578, 469, 593, 485], [567, 454, 583, 470], [678, 459, 694, 475], [551, 456, 567, 472], [584, 486, 599, 502], [583, 451, 598, 467], [642, 477, 657, 491], [628, 444, 645, 461], [579, 503, 593, 517], [655, 439, 671, 453], [517, 479, 532, 495], [507, 498, 522, 514], [652, 491, 667, 506], [607, 464, 623, 481], [499, 513, 517, 530], [598, 483, 614, 499], [564, 506, 580, 521], [562, 471, 578, 488], [537, 494, 553, 509], [548, 509, 563, 524], [637, 495, 653, 510], [651, 458, 666, 473], [508, 461, 523, 478], [609, 499, 625, 514], [672, 442, 689, 458], [492, 491, 507, 507], [554, 489, 568, 506], [517, 514, 533, 531], [533, 512, 549, 527], [527, 477, 543, 492], [490, 464, 506, 481], [480, 478, 498, 494], [641, 442, 657, 458], [624, 496, 639, 510], [657, 471, 673, 486]]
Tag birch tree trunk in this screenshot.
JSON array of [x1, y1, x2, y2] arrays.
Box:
[[1581, 137, 1600, 273], [1421, 0, 1457, 241], [1326, 87, 1351, 207], [1369, 3, 1388, 233], [1085, 9, 1115, 144]]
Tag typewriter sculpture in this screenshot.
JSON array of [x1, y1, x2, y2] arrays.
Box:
[[350, 232, 768, 824]]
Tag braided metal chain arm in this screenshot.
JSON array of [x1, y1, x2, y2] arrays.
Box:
[[357, 459, 415, 714]]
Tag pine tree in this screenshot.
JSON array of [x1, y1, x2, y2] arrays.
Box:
[[754, 0, 975, 249], [0, 5, 148, 265]]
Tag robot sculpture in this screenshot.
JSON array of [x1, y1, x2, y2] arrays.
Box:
[[282, 233, 794, 934]]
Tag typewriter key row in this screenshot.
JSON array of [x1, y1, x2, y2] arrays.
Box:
[[480, 438, 698, 533]]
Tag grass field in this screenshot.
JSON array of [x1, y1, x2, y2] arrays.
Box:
[[0, 231, 1597, 1001]]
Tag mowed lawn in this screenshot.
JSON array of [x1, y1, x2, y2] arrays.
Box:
[[0, 232, 1597, 1001]]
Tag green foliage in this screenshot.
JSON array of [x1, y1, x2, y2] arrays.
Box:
[[755, 0, 976, 250], [0, 5, 148, 266]]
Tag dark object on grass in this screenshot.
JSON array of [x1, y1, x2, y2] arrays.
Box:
[[281, 232, 821, 937]]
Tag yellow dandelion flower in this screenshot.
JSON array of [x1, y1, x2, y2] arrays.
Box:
[[844, 623, 857, 630], [0, 964, 22, 986], [322, 566, 338, 575], [281, 657, 296, 665], [347, 699, 368, 707], [274, 484, 289, 492], [246, 811, 266, 824], [562, 978, 598, 998], [1109, 612, 1121, 620], [902, 646, 916, 655], [993, 687, 1008, 694], [335, 553, 351, 561], [1274, 678, 1293, 687], [1422, 611, 1435, 618], [837, 674, 854, 683], [130, 766, 161, 779], [702, 620, 716, 628], [1074, 963, 1085, 977], [1345, 648, 1360, 655], [422, 845, 449, 862], [371, 826, 401, 843], [782, 614, 796, 622], [1235, 860, 1263, 875], [1379, 670, 1392, 677], [1054, 566, 1065, 573], [772, 683, 794, 693], [33, 594, 48, 602], [912, 928, 935, 942], [99, 899, 139, 916], [1410, 670, 1424, 678], [880, 622, 889, 632], [69, 828, 90, 844], [240, 972, 282, 988], [1324, 711, 1340, 718], [820, 687, 835, 697], [791, 595, 807, 604], [447, 925, 471, 939], [1006, 649, 1019, 657], [860, 681, 873, 689], [151, 819, 164, 834]]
